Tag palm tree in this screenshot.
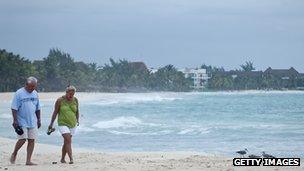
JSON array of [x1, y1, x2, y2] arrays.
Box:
[[240, 61, 255, 71]]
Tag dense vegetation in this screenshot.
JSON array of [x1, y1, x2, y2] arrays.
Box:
[[0, 48, 303, 92], [0, 49, 36, 91], [0, 49, 192, 92], [204, 62, 304, 90]]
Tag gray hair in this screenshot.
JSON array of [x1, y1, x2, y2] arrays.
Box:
[[66, 85, 76, 92], [26, 76, 38, 84]]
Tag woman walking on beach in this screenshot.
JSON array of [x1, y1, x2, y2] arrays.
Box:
[[48, 85, 79, 164]]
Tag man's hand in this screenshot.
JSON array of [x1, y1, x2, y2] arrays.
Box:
[[37, 120, 41, 129], [12, 121, 18, 129]]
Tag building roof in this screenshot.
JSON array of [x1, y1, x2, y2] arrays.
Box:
[[264, 67, 299, 77], [129, 62, 148, 71]]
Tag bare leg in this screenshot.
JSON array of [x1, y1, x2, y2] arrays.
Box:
[[10, 139, 26, 164], [26, 139, 37, 165], [61, 143, 67, 163], [62, 134, 73, 164]]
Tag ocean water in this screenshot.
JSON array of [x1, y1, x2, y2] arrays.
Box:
[[0, 91, 303, 157]]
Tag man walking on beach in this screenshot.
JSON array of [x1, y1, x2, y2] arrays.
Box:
[[10, 77, 41, 165]]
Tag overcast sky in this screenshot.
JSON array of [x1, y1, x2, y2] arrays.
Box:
[[0, 0, 303, 71]]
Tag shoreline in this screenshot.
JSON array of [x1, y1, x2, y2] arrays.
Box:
[[0, 90, 303, 104], [1, 89, 304, 94], [1, 90, 303, 98], [1, 137, 303, 171]]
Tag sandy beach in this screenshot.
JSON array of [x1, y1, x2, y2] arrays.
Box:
[[0, 137, 302, 171], [0, 92, 99, 102]]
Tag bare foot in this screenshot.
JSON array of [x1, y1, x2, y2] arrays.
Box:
[[26, 162, 37, 166], [10, 154, 16, 164], [60, 159, 67, 163]]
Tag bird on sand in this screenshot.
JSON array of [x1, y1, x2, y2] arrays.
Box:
[[248, 154, 261, 158], [262, 151, 275, 158], [236, 149, 248, 157]]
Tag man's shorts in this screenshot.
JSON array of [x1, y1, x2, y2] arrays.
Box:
[[58, 126, 77, 136], [17, 127, 38, 140]]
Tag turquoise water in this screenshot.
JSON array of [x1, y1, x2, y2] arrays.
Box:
[[1, 91, 303, 157]]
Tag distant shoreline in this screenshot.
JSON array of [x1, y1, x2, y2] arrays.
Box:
[[1, 90, 303, 103], [1, 89, 303, 93]]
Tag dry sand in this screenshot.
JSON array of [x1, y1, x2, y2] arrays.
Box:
[[0, 137, 303, 171], [0, 92, 99, 102]]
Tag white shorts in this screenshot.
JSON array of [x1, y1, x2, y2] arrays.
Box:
[[17, 127, 38, 140], [58, 126, 77, 135]]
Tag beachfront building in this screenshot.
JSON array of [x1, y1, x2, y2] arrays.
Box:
[[264, 67, 300, 80], [263, 67, 300, 89], [179, 68, 210, 89]]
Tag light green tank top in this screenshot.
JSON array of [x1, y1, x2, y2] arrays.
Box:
[[58, 96, 78, 128]]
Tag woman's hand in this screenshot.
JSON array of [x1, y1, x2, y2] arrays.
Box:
[[48, 124, 53, 130]]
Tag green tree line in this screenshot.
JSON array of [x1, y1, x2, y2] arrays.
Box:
[[0, 49, 192, 92], [1, 49, 303, 92], [205, 62, 304, 90]]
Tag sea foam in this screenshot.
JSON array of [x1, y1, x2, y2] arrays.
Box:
[[92, 116, 143, 129]]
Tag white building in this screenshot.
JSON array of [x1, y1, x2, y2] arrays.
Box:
[[179, 68, 210, 89]]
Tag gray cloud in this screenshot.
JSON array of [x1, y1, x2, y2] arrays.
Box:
[[0, 0, 303, 71]]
